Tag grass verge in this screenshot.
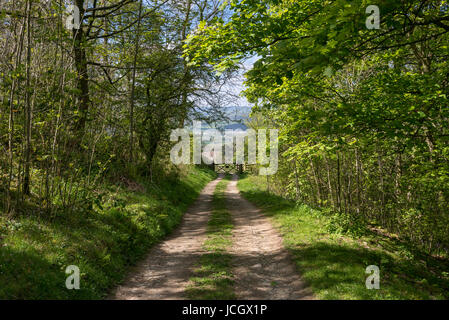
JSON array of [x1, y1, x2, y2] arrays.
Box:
[[238, 174, 449, 300], [186, 176, 235, 299], [0, 166, 216, 299]]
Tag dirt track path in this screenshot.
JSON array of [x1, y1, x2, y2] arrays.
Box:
[[111, 174, 314, 300], [226, 176, 314, 300], [111, 176, 223, 300]]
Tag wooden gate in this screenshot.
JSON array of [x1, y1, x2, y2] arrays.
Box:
[[214, 164, 243, 174]]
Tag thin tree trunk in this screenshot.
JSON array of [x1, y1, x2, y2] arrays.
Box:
[[23, 0, 33, 195], [337, 152, 342, 212], [6, 16, 26, 213], [310, 158, 321, 206], [293, 160, 301, 201], [72, 0, 89, 147], [324, 154, 335, 207], [128, 0, 143, 163], [355, 148, 361, 214], [377, 150, 385, 224]]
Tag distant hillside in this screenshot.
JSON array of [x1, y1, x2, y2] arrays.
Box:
[[217, 106, 252, 131], [222, 123, 248, 131], [224, 106, 252, 122], [192, 106, 252, 132]]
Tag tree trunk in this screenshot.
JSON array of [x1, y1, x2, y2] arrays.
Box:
[[336, 152, 342, 212], [72, 0, 90, 147], [324, 154, 335, 207], [355, 148, 361, 214], [293, 160, 301, 201], [128, 0, 143, 163], [23, 0, 33, 195], [6, 15, 26, 213], [179, 0, 193, 127], [310, 158, 321, 206]]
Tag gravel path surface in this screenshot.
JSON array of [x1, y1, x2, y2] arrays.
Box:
[[110, 176, 223, 300], [226, 175, 314, 299], [110, 174, 314, 300]]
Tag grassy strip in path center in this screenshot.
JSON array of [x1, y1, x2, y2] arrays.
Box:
[[185, 175, 235, 299]]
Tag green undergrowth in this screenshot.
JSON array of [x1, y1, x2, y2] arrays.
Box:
[[237, 174, 449, 300], [186, 175, 235, 300], [0, 166, 216, 299]]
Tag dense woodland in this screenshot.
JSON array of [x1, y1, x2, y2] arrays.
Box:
[[187, 0, 449, 255], [0, 0, 236, 215], [0, 0, 449, 300], [0, 0, 448, 289]]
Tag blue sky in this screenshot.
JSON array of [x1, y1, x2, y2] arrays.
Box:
[[227, 55, 259, 107]]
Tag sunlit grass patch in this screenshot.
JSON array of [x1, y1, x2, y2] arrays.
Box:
[[238, 174, 449, 300], [0, 167, 216, 299]]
